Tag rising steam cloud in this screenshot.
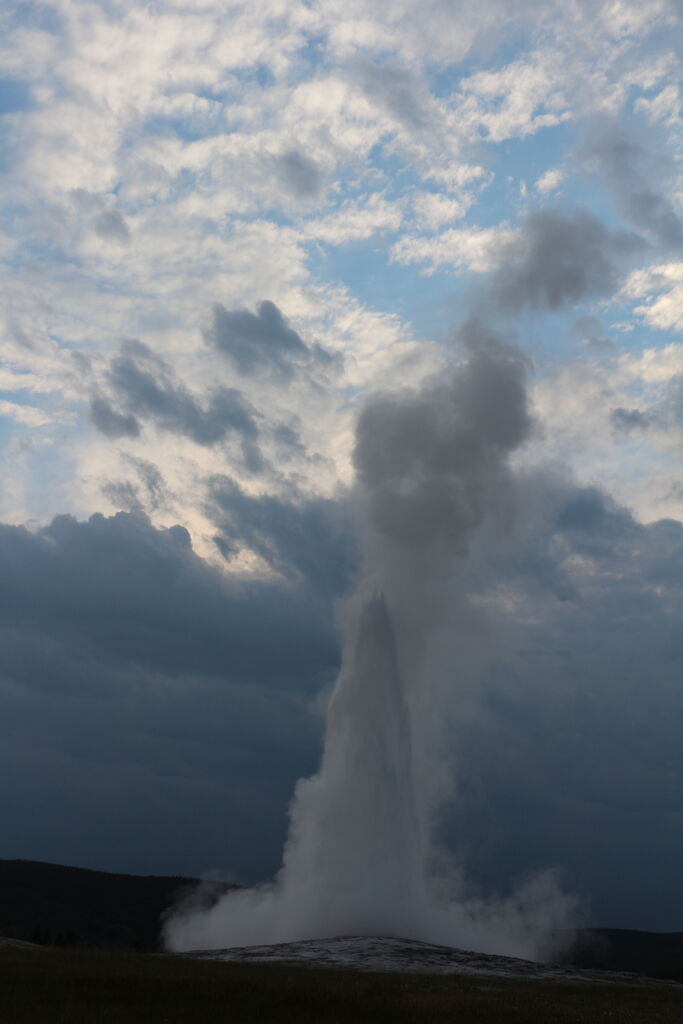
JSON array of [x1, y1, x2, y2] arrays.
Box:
[[164, 317, 580, 959]]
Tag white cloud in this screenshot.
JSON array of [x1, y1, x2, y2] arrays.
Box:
[[302, 193, 404, 244], [0, 369, 62, 394], [0, 400, 53, 427], [391, 225, 517, 274], [620, 341, 683, 384], [320, 0, 535, 63], [623, 263, 683, 332], [457, 56, 572, 143], [530, 342, 683, 522], [536, 168, 565, 195], [411, 191, 468, 229], [1, 0, 681, 543], [635, 83, 682, 127]]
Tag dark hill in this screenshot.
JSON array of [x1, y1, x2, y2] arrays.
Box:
[[1, 860, 681, 980], [565, 927, 683, 983], [0, 859, 234, 950]]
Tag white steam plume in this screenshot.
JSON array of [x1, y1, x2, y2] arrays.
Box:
[[164, 320, 579, 958]]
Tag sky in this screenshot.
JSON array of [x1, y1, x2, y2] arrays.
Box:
[[1, 0, 682, 932]]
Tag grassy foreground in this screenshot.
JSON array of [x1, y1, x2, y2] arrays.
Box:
[[1, 943, 681, 1023]]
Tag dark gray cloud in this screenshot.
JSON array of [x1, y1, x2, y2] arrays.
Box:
[[69, 189, 131, 243], [433, 474, 683, 929], [671, 374, 683, 428], [128, 456, 166, 508], [0, 511, 338, 880], [276, 150, 324, 199], [491, 209, 644, 312], [89, 395, 140, 439], [93, 340, 263, 470], [272, 422, 307, 457], [463, 479, 640, 601], [206, 300, 337, 381], [94, 209, 130, 243], [610, 406, 651, 434], [101, 478, 141, 511], [0, 510, 337, 691], [583, 122, 683, 250], [356, 61, 429, 129], [0, 480, 681, 926], [102, 456, 168, 514], [209, 476, 357, 598], [553, 485, 640, 561]]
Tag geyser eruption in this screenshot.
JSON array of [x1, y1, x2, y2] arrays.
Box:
[[165, 323, 578, 958], [281, 590, 423, 938]]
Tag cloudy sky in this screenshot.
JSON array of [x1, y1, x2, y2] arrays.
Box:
[[1, 0, 682, 932]]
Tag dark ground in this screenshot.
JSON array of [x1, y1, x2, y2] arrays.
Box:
[[1, 942, 681, 1024]]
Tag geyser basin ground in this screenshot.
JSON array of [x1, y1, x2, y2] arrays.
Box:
[[183, 935, 681, 985]]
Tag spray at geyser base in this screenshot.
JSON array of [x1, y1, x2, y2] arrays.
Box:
[[165, 330, 580, 958]]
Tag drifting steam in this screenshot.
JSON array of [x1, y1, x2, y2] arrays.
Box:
[[165, 321, 578, 959]]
